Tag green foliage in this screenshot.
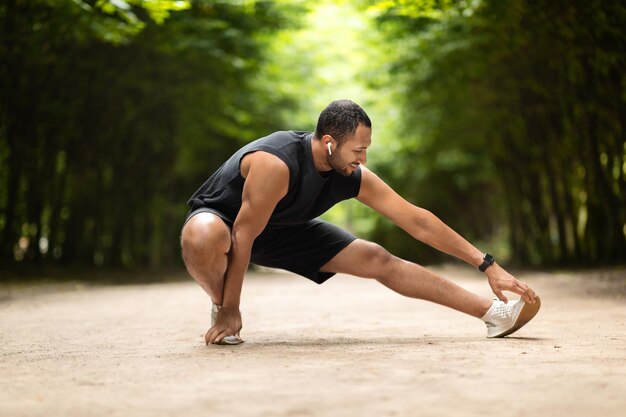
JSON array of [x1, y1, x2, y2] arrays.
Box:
[[371, 0, 626, 265], [2, 0, 624, 273], [0, 0, 304, 270]]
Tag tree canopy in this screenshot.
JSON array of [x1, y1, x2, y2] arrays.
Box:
[[1, 0, 624, 275], [368, 0, 626, 265]]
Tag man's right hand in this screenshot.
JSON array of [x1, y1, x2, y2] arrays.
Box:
[[205, 306, 243, 345]]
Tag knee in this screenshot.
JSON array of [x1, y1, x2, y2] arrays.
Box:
[[362, 242, 395, 278], [181, 215, 231, 261]]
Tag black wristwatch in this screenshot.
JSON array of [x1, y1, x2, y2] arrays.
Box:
[[478, 253, 495, 272]]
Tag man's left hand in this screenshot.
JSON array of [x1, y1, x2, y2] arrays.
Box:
[[486, 263, 537, 304]]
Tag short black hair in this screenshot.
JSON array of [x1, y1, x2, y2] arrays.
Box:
[[314, 100, 371, 143]]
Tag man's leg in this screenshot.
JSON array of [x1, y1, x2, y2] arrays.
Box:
[[180, 213, 231, 306], [321, 239, 492, 318]]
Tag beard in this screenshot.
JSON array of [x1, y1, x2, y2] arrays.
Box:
[[327, 153, 354, 177]]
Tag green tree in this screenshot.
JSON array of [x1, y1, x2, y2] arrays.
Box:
[[369, 0, 626, 265], [0, 0, 305, 272]]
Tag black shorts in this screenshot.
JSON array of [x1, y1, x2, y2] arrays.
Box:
[[184, 208, 356, 284]]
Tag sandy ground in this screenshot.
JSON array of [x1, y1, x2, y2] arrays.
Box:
[[1, 266, 625, 417]]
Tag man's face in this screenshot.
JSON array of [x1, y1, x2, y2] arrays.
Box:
[[328, 124, 372, 177]]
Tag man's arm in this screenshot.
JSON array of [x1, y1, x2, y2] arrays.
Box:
[[205, 151, 289, 344], [356, 166, 536, 304]]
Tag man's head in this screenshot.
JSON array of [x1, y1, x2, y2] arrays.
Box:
[[314, 100, 372, 177], [314, 100, 372, 144]]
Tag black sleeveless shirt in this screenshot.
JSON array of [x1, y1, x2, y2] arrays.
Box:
[[187, 131, 362, 227]]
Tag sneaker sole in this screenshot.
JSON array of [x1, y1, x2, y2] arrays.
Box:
[[216, 335, 243, 345], [488, 296, 541, 338]]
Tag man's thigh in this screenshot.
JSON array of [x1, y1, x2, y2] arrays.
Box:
[[251, 219, 356, 284], [320, 239, 395, 280]]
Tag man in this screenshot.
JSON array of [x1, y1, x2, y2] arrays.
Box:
[[181, 100, 540, 345]]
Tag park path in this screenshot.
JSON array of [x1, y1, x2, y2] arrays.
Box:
[[1, 266, 625, 417]]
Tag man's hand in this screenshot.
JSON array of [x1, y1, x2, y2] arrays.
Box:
[[486, 263, 537, 304], [205, 306, 243, 345]]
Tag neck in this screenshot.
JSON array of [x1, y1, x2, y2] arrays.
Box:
[[311, 137, 332, 172]]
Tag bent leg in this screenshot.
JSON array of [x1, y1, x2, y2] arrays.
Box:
[[180, 213, 231, 306], [321, 239, 492, 318]]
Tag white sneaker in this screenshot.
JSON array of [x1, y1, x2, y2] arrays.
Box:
[[481, 296, 541, 338], [210, 303, 243, 345]]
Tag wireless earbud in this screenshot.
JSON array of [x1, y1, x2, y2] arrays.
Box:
[[327, 142, 332, 156]]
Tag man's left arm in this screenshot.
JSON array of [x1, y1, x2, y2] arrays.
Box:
[[356, 167, 537, 304]]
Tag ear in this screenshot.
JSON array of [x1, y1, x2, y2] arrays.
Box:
[[321, 134, 334, 144]]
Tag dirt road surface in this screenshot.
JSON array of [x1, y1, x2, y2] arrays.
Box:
[[1, 266, 625, 417]]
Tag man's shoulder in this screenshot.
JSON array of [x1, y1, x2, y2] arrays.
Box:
[[257, 130, 309, 148], [247, 131, 308, 163], [241, 150, 290, 179], [240, 131, 308, 181]]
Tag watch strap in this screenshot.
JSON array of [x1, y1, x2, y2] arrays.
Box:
[[479, 253, 495, 272]]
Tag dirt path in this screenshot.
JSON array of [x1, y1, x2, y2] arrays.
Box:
[[1, 266, 625, 417]]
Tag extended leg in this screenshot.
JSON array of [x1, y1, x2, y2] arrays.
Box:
[[321, 239, 492, 318]]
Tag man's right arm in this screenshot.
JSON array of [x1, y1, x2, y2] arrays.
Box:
[[205, 151, 289, 344]]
